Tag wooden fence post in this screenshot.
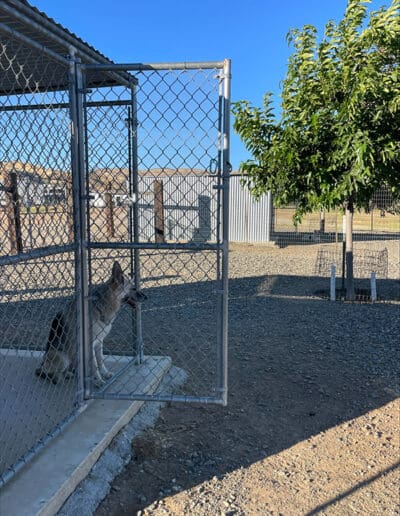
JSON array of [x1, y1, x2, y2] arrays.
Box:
[[105, 182, 115, 238], [320, 209, 326, 233], [4, 171, 23, 254], [154, 179, 165, 243]]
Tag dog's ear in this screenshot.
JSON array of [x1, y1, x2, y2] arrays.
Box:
[[111, 261, 124, 286]]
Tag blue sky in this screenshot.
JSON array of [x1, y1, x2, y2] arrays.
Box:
[[30, 0, 386, 170]]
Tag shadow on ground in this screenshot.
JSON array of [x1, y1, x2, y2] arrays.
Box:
[[1, 271, 398, 502], [273, 231, 400, 248], [93, 273, 399, 515]]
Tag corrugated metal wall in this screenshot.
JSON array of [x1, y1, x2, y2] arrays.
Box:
[[138, 175, 219, 242], [137, 175, 272, 243], [228, 176, 272, 242]]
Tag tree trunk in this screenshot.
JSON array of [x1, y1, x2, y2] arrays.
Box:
[[345, 200, 355, 301]]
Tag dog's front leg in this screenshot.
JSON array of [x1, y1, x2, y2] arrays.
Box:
[[93, 338, 112, 382], [97, 338, 113, 380], [92, 340, 105, 387]]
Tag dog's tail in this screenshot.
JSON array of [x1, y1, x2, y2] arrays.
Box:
[[36, 312, 65, 380], [45, 312, 65, 352]]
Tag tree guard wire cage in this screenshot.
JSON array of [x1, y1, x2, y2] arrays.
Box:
[[0, 0, 230, 487]]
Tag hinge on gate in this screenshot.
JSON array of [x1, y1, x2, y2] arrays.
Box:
[[126, 195, 137, 205], [209, 160, 232, 177], [213, 184, 228, 190]]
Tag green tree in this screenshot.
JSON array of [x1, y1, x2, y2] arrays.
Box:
[[233, 0, 400, 300]]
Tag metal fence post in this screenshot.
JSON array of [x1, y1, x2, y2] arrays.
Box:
[[68, 51, 90, 402], [129, 83, 144, 364], [219, 58, 231, 406]]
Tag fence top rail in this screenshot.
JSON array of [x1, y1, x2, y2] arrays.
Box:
[[0, 243, 77, 266], [83, 61, 227, 72]]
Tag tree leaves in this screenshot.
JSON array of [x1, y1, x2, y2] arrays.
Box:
[[233, 0, 400, 220]]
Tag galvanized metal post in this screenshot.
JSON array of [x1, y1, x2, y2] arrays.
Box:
[[219, 58, 231, 406], [68, 51, 90, 401], [129, 83, 144, 364]]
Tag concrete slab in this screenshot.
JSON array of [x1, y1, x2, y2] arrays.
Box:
[[0, 355, 172, 516], [0, 350, 77, 477], [58, 365, 188, 516]]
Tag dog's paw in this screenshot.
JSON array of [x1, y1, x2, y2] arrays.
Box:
[[94, 377, 105, 388], [101, 369, 113, 380]]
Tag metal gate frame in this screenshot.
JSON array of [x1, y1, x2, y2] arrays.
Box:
[[70, 59, 231, 405]]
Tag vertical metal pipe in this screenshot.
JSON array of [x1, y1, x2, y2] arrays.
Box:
[[219, 59, 231, 406], [216, 69, 224, 249], [69, 53, 90, 401], [214, 66, 224, 391], [127, 103, 137, 359], [215, 70, 225, 374], [83, 92, 93, 286], [129, 83, 144, 364], [76, 60, 91, 398], [127, 105, 135, 280]]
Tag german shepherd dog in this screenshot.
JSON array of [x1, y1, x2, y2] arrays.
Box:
[[36, 261, 146, 386]]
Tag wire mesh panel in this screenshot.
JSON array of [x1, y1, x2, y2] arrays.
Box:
[[0, 37, 73, 256], [0, 252, 78, 484], [0, 30, 81, 485], [82, 62, 230, 404]]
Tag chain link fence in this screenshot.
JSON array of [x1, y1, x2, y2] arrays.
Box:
[[228, 176, 399, 300], [0, 20, 79, 485], [0, 4, 230, 487], [229, 176, 399, 245], [82, 63, 229, 402]]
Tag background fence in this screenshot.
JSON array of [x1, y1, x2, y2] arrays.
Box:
[[2, 173, 398, 254]]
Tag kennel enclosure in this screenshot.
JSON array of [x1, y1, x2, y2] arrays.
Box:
[[0, 0, 231, 486]]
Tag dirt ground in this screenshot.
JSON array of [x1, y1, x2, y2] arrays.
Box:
[[93, 243, 399, 516]]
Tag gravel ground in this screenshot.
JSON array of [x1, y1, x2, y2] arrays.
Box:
[[87, 242, 397, 514]]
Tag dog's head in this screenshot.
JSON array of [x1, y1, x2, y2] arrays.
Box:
[[110, 261, 147, 307]]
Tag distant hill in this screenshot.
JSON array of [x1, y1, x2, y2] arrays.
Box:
[[1, 161, 209, 193]]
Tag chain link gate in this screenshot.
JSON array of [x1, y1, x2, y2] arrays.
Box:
[[76, 61, 231, 404]]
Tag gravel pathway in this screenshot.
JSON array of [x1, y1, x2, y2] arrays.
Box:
[[76, 241, 398, 515]]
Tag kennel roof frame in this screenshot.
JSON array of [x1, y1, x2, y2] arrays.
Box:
[[0, 0, 136, 96]]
